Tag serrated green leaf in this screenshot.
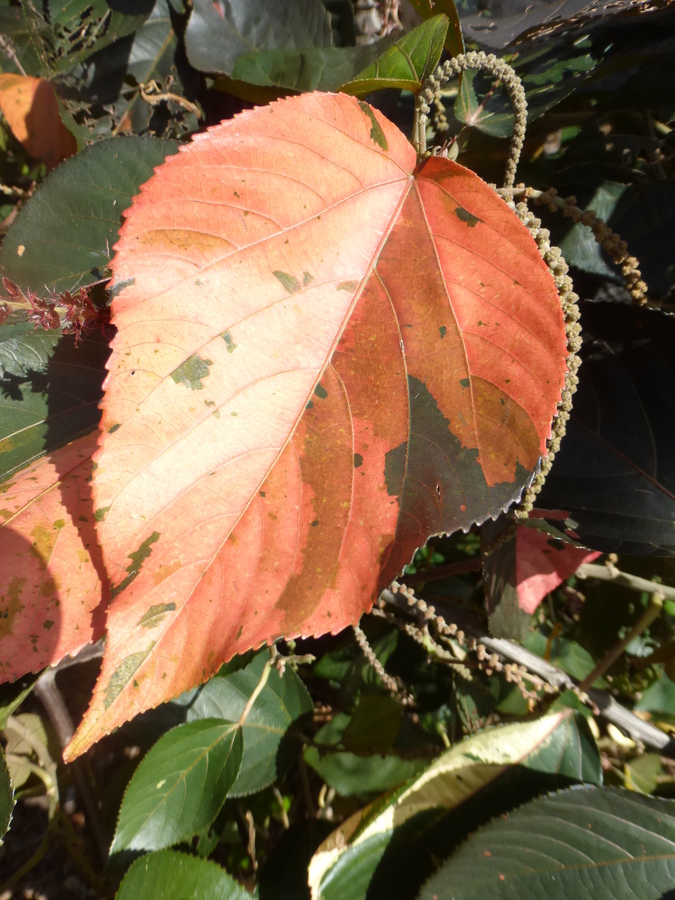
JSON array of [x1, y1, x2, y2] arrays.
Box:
[[0, 746, 14, 846], [0, 325, 108, 483], [185, 0, 333, 76], [420, 787, 675, 900], [309, 712, 596, 900], [186, 650, 312, 796], [111, 719, 242, 853], [0, 135, 178, 294], [115, 849, 249, 899], [340, 15, 448, 96]]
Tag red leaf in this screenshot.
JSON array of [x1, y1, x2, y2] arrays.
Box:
[[65, 93, 567, 758], [0, 435, 106, 681], [516, 528, 600, 615], [0, 75, 76, 170]]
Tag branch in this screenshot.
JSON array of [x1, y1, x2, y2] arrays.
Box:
[[577, 562, 675, 601], [380, 589, 675, 757]]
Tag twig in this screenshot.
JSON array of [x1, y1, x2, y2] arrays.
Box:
[[578, 593, 664, 693], [33, 664, 109, 865], [0, 34, 27, 76], [139, 80, 201, 118], [577, 563, 675, 601], [380, 588, 675, 756]]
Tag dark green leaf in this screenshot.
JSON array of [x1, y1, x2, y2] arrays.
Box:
[[186, 650, 312, 796], [421, 786, 675, 900], [525, 630, 600, 684], [0, 747, 13, 847], [0, 326, 108, 482], [230, 39, 397, 93], [0, 3, 41, 75], [540, 303, 675, 556], [406, 0, 464, 56], [304, 743, 424, 798], [115, 849, 249, 899], [340, 16, 448, 96], [111, 719, 243, 853], [341, 695, 402, 756], [0, 135, 178, 294], [184, 0, 333, 76]]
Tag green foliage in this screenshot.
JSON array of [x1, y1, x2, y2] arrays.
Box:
[[0, 746, 13, 846], [111, 720, 243, 853], [421, 787, 675, 899], [116, 849, 249, 899]]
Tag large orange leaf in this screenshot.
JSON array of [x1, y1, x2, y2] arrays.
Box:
[[0, 434, 106, 681], [66, 92, 567, 758]]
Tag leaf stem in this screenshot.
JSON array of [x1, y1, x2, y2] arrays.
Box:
[[236, 655, 273, 727]]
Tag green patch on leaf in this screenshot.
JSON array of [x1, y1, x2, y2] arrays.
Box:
[[138, 602, 177, 630], [104, 644, 156, 710], [357, 101, 389, 151], [303, 271, 314, 286], [354, 453, 364, 468], [93, 506, 110, 523], [337, 280, 357, 292], [384, 442, 407, 497], [314, 383, 328, 400], [170, 355, 213, 391], [111, 532, 161, 601], [108, 423, 121, 434], [222, 331, 237, 353], [273, 270, 301, 294], [439, 325, 447, 338], [455, 207, 481, 227], [459, 378, 470, 388]]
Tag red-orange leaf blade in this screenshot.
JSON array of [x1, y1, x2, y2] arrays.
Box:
[[0, 435, 106, 681], [67, 93, 566, 758]]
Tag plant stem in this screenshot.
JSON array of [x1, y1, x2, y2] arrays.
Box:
[[237, 656, 273, 727], [577, 562, 675, 602], [578, 593, 664, 693]]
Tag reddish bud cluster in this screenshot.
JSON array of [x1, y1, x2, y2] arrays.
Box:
[[1, 277, 110, 343]]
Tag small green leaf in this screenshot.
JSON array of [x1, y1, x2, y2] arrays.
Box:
[[0, 136, 178, 294], [186, 650, 312, 796], [111, 719, 243, 853], [0, 673, 40, 731], [0, 747, 14, 847], [115, 849, 249, 900], [405, 0, 464, 56], [420, 787, 675, 900], [340, 15, 448, 96]]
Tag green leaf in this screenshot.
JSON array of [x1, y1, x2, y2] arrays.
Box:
[[111, 719, 243, 853], [0, 326, 108, 482], [341, 695, 402, 756], [420, 786, 675, 900], [625, 753, 663, 795], [0, 673, 40, 731], [185, 0, 333, 75], [230, 39, 397, 93], [0, 135, 178, 294], [115, 849, 249, 899], [635, 673, 675, 717], [525, 630, 601, 684], [0, 3, 41, 76], [309, 712, 596, 900], [340, 16, 448, 96], [406, 0, 464, 56], [185, 650, 312, 796], [0, 746, 13, 847]]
